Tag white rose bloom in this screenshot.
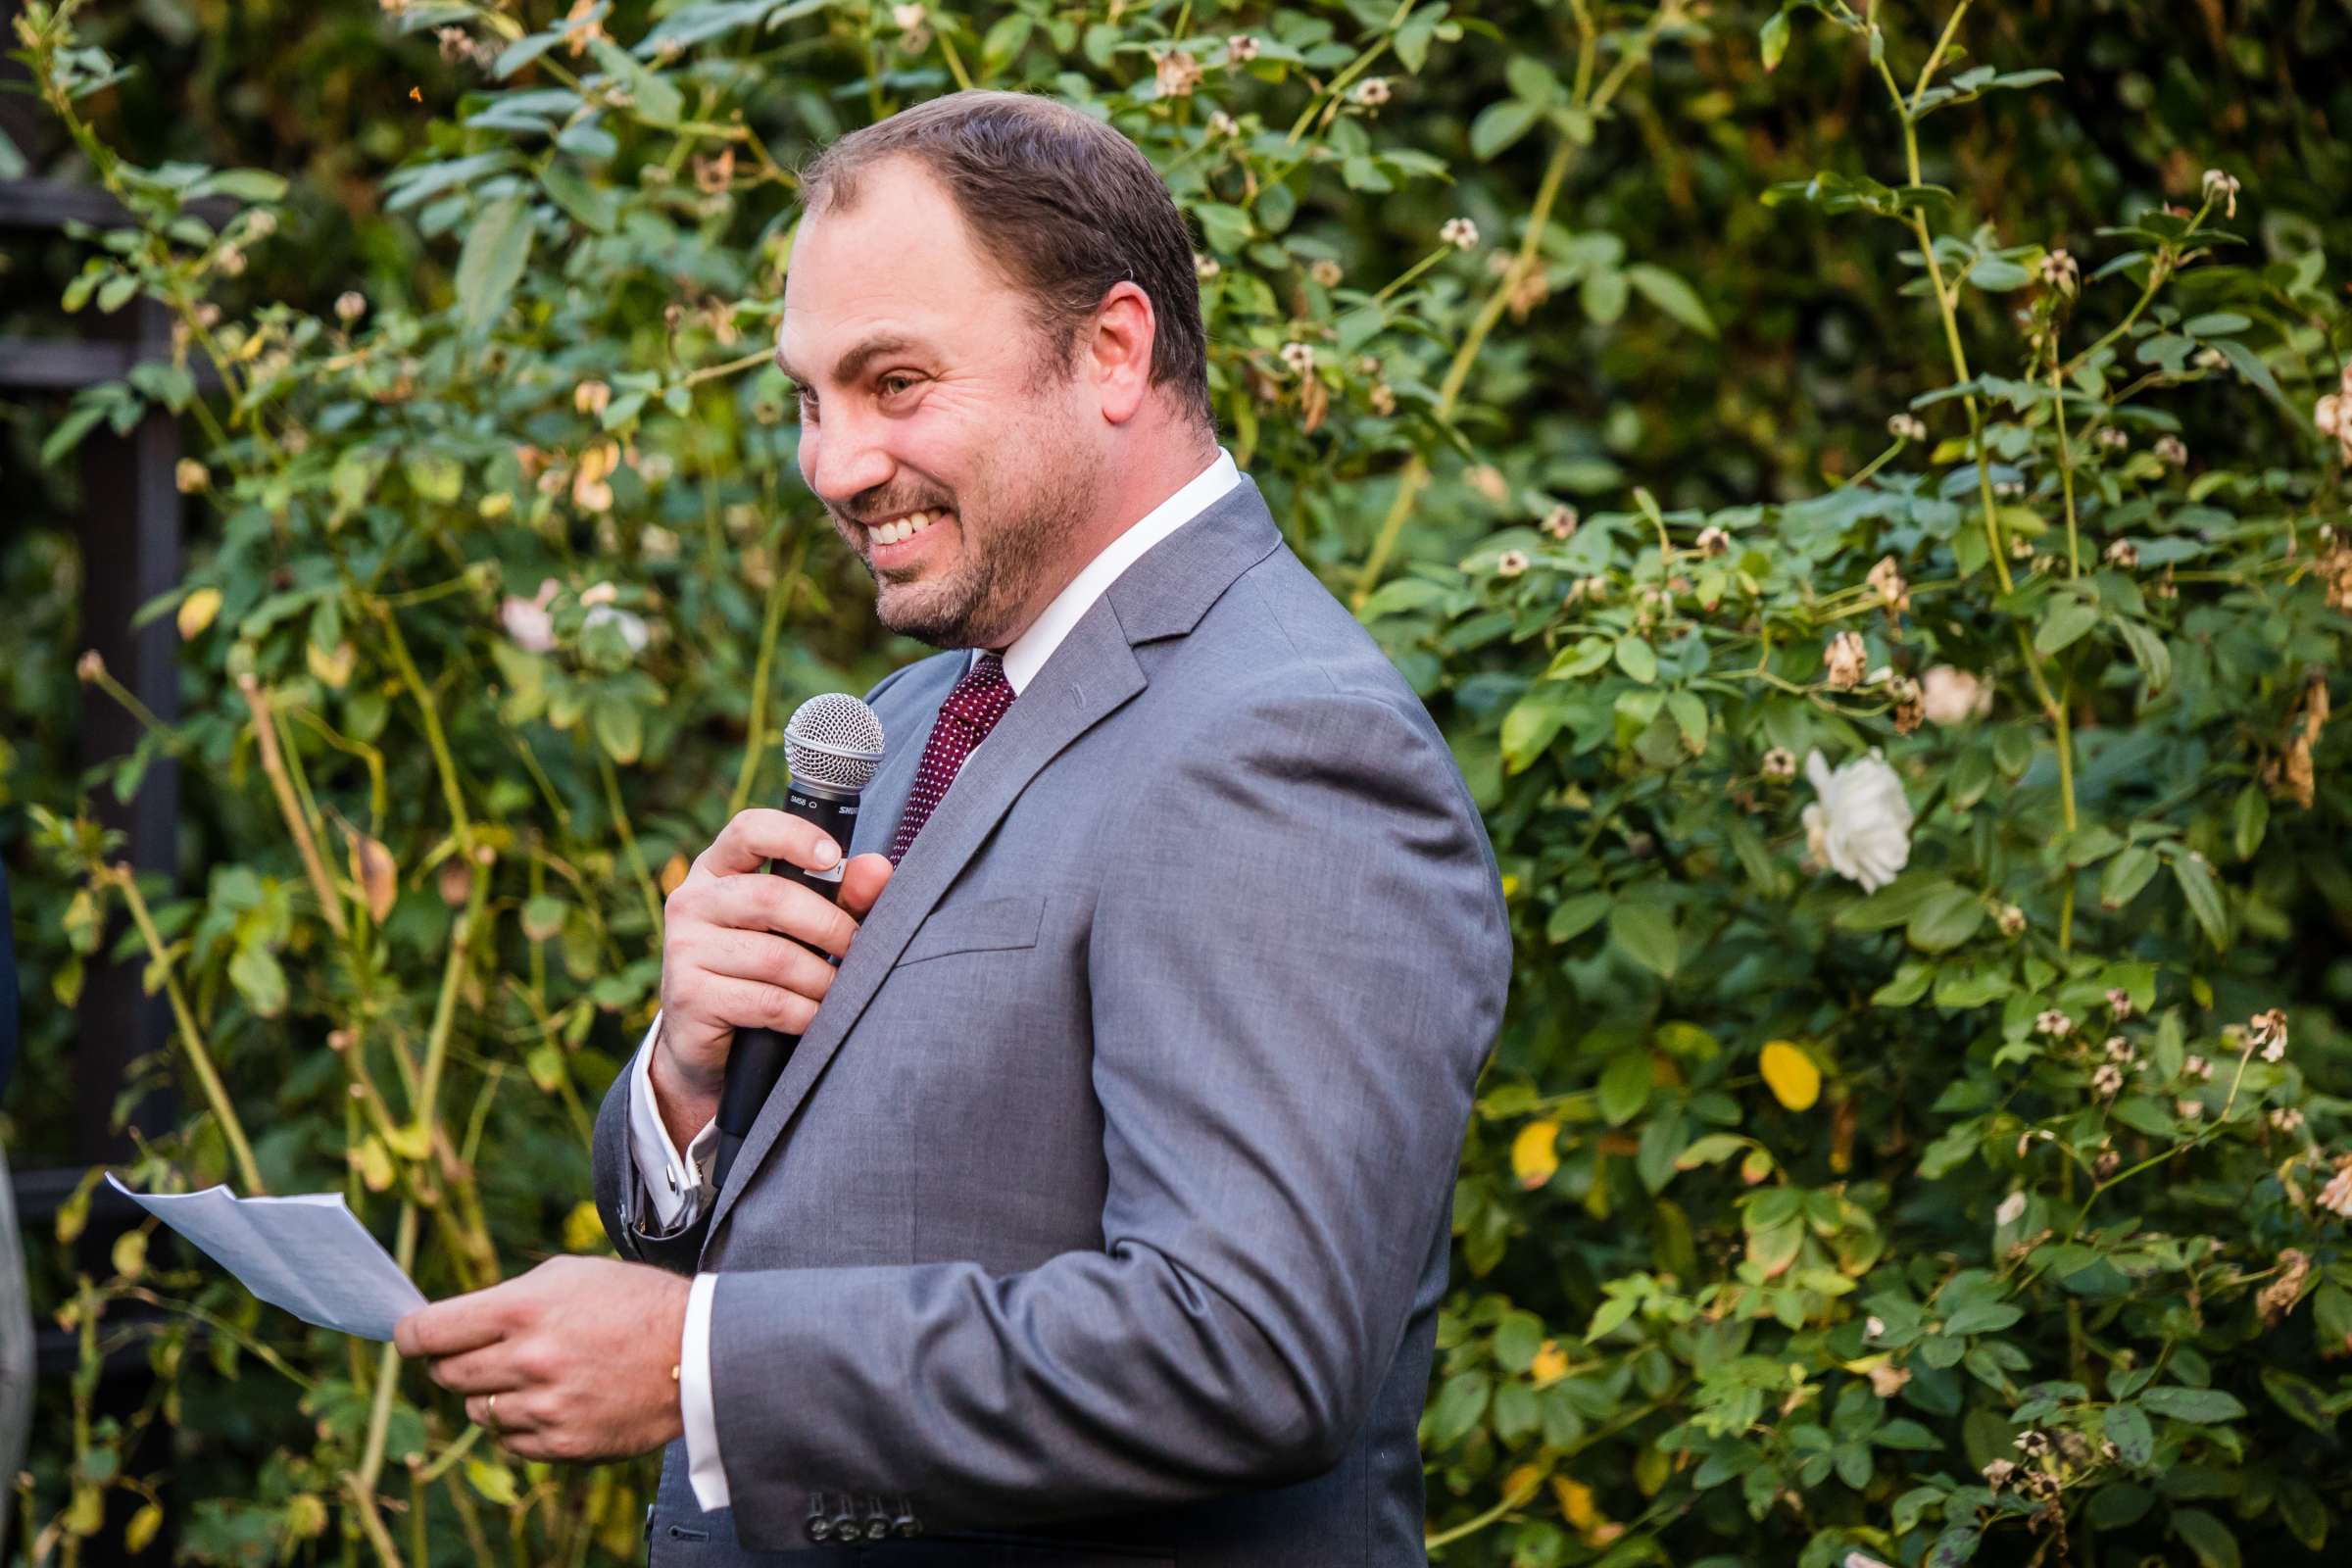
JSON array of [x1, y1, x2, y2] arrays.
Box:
[[1801, 747, 1914, 892], [584, 604, 651, 653]]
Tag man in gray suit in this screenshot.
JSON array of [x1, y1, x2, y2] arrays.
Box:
[[395, 89, 1510, 1563]]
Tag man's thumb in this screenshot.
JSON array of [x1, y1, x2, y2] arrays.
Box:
[[837, 853, 894, 918]]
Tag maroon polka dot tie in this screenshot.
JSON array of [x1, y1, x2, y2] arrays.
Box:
[[887, 652, 1016, 867]]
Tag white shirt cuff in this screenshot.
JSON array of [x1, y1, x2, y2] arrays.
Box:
[[627, 1011, 717, 1231], [684, 1271, 728, 1509]]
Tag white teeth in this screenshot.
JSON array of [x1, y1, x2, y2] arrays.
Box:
[[872, 510, 943, 546]]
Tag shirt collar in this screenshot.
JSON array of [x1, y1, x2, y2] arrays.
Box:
[[977, 445, 1241, 695]]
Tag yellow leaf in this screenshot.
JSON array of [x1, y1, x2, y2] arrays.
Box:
[[1760, 1040, 1822, 1111], [1552, 1477, 1597, 1531], [354, 1135, 394, 1193], [308, 639, 356, 689], [112, 1227, 147, 1281], [660, 853, 690, 896], [381, 1121, 431, 1161], [126, 1502, 165, 1553], [564, 1200, 611, 1254], [1511, 1120, 1561, 1190], [285, 1494, 328, 1540], [1501, 1463, 1544, 1507], [1530, 1339, 1569, 1387], [467, 1455, 519, 1506], [176, 586, 222, 640]]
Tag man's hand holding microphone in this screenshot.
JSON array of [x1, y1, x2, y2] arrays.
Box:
[[649, 810, 896, 1152], [390, 808, 893, 1462]]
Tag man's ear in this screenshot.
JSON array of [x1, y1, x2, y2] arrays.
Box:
[[1088, 280, 1157, 425]]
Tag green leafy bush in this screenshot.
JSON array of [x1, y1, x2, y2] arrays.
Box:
[[7, 0, 2349, 1563]]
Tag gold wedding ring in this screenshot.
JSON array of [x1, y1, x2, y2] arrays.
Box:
[[484, 1392, 499, 1432]]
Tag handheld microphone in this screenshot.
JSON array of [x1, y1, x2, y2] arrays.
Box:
[[710, 693, 886, 1194]]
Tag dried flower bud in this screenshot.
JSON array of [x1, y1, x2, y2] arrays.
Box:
[[2201, 168, 2240, 219], [1439, 217, 1479, 251], [1886, 413, 1926, 442], [1225, 33, 1261, 63], [1822, 630, 1868, 691], [1153, 48, 1202, 98], [2248, 1007, 2289, 1062]]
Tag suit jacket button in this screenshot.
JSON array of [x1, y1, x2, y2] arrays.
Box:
[[828, 1501, 860, 1541], [807, 1491, 833, 1543]]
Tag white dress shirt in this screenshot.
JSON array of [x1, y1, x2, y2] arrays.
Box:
[[628, 444, 1241, 1511]]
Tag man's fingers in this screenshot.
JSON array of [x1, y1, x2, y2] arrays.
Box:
[[467, 1391, 539, 1435], [693, 875, 858, 960], [696, 808, 844, 879], [838, 853, 894, 919], [393, 1289, 511, 1360], [697, 973, 820, 1037], [423, 1342, 515, 1396], [681, 925, 837, 1002]]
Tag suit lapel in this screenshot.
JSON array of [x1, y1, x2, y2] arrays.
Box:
[[701, 474, 1284, 1251]]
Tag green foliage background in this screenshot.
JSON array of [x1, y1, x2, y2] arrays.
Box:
[[3, 0, 2350, 1564]]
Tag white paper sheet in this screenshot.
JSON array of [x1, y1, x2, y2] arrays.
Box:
[[106, 1173, 427, 1342]]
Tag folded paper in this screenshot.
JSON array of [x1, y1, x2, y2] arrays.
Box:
[[106, 1173, 426, 1342]]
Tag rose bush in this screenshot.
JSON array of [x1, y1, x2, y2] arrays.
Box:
[[5, 0, 2348, 1563]]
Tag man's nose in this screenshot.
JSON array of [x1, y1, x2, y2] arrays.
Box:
[[802, 410, 895, 513]]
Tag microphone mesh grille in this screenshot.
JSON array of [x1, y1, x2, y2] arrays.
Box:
[[785, 692, 886, 790]]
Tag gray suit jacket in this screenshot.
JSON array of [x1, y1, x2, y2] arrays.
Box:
[[594, 473, 1511, 1564]]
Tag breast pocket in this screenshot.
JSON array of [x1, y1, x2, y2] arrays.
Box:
[[896, 893, 1046, 966]]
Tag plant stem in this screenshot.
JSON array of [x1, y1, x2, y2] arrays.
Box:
[[2049, 348, 2082, 577], [107, 865, 266, 1195], [338, 1472, 406, 1568], [598, 753, 668, 936], [371, 599, 473, 844], [729, 530, 808, 816], [240, 675, 349, 941], [1350, 139, 1575, 608], [356, 1201, 419, 1495], [411, 854, 491, 1146]]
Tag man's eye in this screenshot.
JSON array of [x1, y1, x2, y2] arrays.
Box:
[[878, 372, 918, 397]]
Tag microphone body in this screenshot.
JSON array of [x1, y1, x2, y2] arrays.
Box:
[[706, 692, 887, 1196], [710, 777, 859, 1193]]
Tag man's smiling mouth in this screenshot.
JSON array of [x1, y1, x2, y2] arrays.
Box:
[[868, 508, 950, 546]]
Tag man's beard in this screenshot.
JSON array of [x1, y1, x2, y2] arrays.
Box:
[[849, 440, 1105, 651]]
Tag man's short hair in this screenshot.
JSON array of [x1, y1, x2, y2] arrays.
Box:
[[797, 89, 1216, 438]]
